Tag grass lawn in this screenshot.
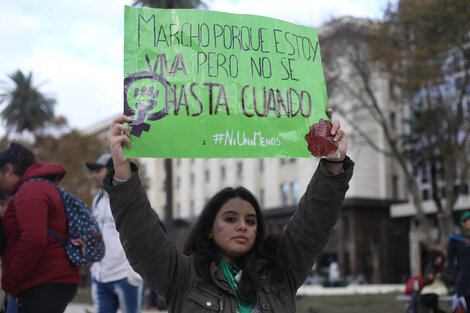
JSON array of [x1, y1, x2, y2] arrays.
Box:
[[296, 293, 453, 313], [73, 286, 93, 304], [73, 288, 454, 313]]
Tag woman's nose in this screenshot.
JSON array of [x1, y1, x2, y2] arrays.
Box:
[[237, 222, 247, 231]]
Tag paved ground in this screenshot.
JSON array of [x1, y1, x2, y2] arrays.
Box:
[[65, 303, 168, 313]]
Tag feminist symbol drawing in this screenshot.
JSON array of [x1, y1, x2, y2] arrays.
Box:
[[124, 71, 171, 137]]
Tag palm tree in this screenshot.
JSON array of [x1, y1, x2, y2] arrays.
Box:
[[133, 0, 205, 9], [0, 70, 56, 134]]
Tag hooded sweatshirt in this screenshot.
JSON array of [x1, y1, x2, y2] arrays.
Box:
[[1, 162, 81, 296]]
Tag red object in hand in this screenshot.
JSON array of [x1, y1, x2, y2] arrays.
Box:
[[305, 119, 338, 157]]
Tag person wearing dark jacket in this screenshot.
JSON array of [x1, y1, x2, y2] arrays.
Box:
[[420, 250, 450, 313], [0, 143, 81, 313], [447, 211, 470, 310], [104, 110, 353, 313]]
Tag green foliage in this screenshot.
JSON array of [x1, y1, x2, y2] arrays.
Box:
[[34, 129, 107, 208], [132, 0, 205, 9], [0, 70, 56, 134], [375, 0, 470, 95]]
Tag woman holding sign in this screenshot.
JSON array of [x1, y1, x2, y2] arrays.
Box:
[[104, 109, 353, 312]]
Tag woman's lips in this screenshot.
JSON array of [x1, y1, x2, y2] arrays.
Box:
[[233, 235, 248, 243]]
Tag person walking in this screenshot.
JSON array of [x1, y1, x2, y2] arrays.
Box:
[[104, 109, 353, 312], [448, 211, 470, 312], [86, 153, 143, 313], [0, 143, 81, 313]]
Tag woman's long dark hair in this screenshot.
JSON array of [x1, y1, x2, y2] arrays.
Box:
[[183, 186, 289, 302], [0, 142, 36, 177]]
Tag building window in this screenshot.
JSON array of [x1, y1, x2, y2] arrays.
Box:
[[176, 177, 180, 189], [221, 166, 226, 180], [455, 77, 463, 90], [291, 181, 299, 204], [190, 200, 194, 216], [422, 189, 429, 200], [421, 167, 428, 183], [392, 175, 399, 199], [390, 112, 396, 130], [205, 169, 210, 183], [190, 173, 194, 185], [237, 162, 243, 179], [259, 159, 264, 171], [260, 188, 264, 207], [281, 183, 289, 206]]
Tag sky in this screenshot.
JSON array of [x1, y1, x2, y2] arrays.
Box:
[[0, 0, 392, 131]]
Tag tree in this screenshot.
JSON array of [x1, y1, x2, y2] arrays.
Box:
[[34, 128, 107, 208], [376, 0, 470, 245], [0, 70, 55, 135], [320, 0, 470, 250], [132, 0, 204, 9]]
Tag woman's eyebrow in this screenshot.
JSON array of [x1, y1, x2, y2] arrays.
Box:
[[222, 210, 256, 218]]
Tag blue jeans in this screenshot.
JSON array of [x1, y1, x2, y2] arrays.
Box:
[[91, 278, 143, 313], [6, 294, 17, 313]]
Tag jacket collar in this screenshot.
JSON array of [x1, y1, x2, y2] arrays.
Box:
[[210, 261, 235, 294]]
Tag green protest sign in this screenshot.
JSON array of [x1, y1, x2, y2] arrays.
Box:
[[124, 6, 335, 158]]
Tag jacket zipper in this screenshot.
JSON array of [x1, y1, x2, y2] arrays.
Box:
[[218, 294, 224, 312]]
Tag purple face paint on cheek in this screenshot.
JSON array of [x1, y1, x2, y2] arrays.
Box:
[[216, 221, 224, 233]]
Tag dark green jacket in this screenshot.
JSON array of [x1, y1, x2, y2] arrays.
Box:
[[103, 157, 354, 312]]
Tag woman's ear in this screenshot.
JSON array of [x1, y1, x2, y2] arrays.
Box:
[[208, 232, 213, 239]]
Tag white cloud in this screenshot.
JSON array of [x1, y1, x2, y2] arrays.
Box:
[[205, 0, 388, 28]]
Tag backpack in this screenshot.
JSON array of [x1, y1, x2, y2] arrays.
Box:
[[404, 276, 426, 295], [16, 178, 105, 266]]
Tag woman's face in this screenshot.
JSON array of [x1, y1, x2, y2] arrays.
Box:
[[211, 197, 258, 262], [461, 218, 470, 231], [0, 164, 19, 196]]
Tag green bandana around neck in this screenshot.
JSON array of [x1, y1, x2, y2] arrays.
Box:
[[220, 260, 255, 313]]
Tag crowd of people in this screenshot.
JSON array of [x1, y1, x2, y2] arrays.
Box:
[[0, 109, 468, 313], [404, 211, 470, 313], [0, 108, 352, 313]]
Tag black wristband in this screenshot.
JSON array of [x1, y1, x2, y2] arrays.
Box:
[[323, 158, 346, 164]]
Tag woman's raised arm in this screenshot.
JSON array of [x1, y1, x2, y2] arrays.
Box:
[[107, 115, 133, 180]]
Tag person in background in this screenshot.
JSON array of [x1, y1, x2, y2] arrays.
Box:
[[420, 249, 450, 313], [0, 142, 81, 313], [0, 189, 6, 254], [0, 190, 17, 313], [447, 211, 470, 312], [86, 153, 143, 313], [1, 189, 7, 313]]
